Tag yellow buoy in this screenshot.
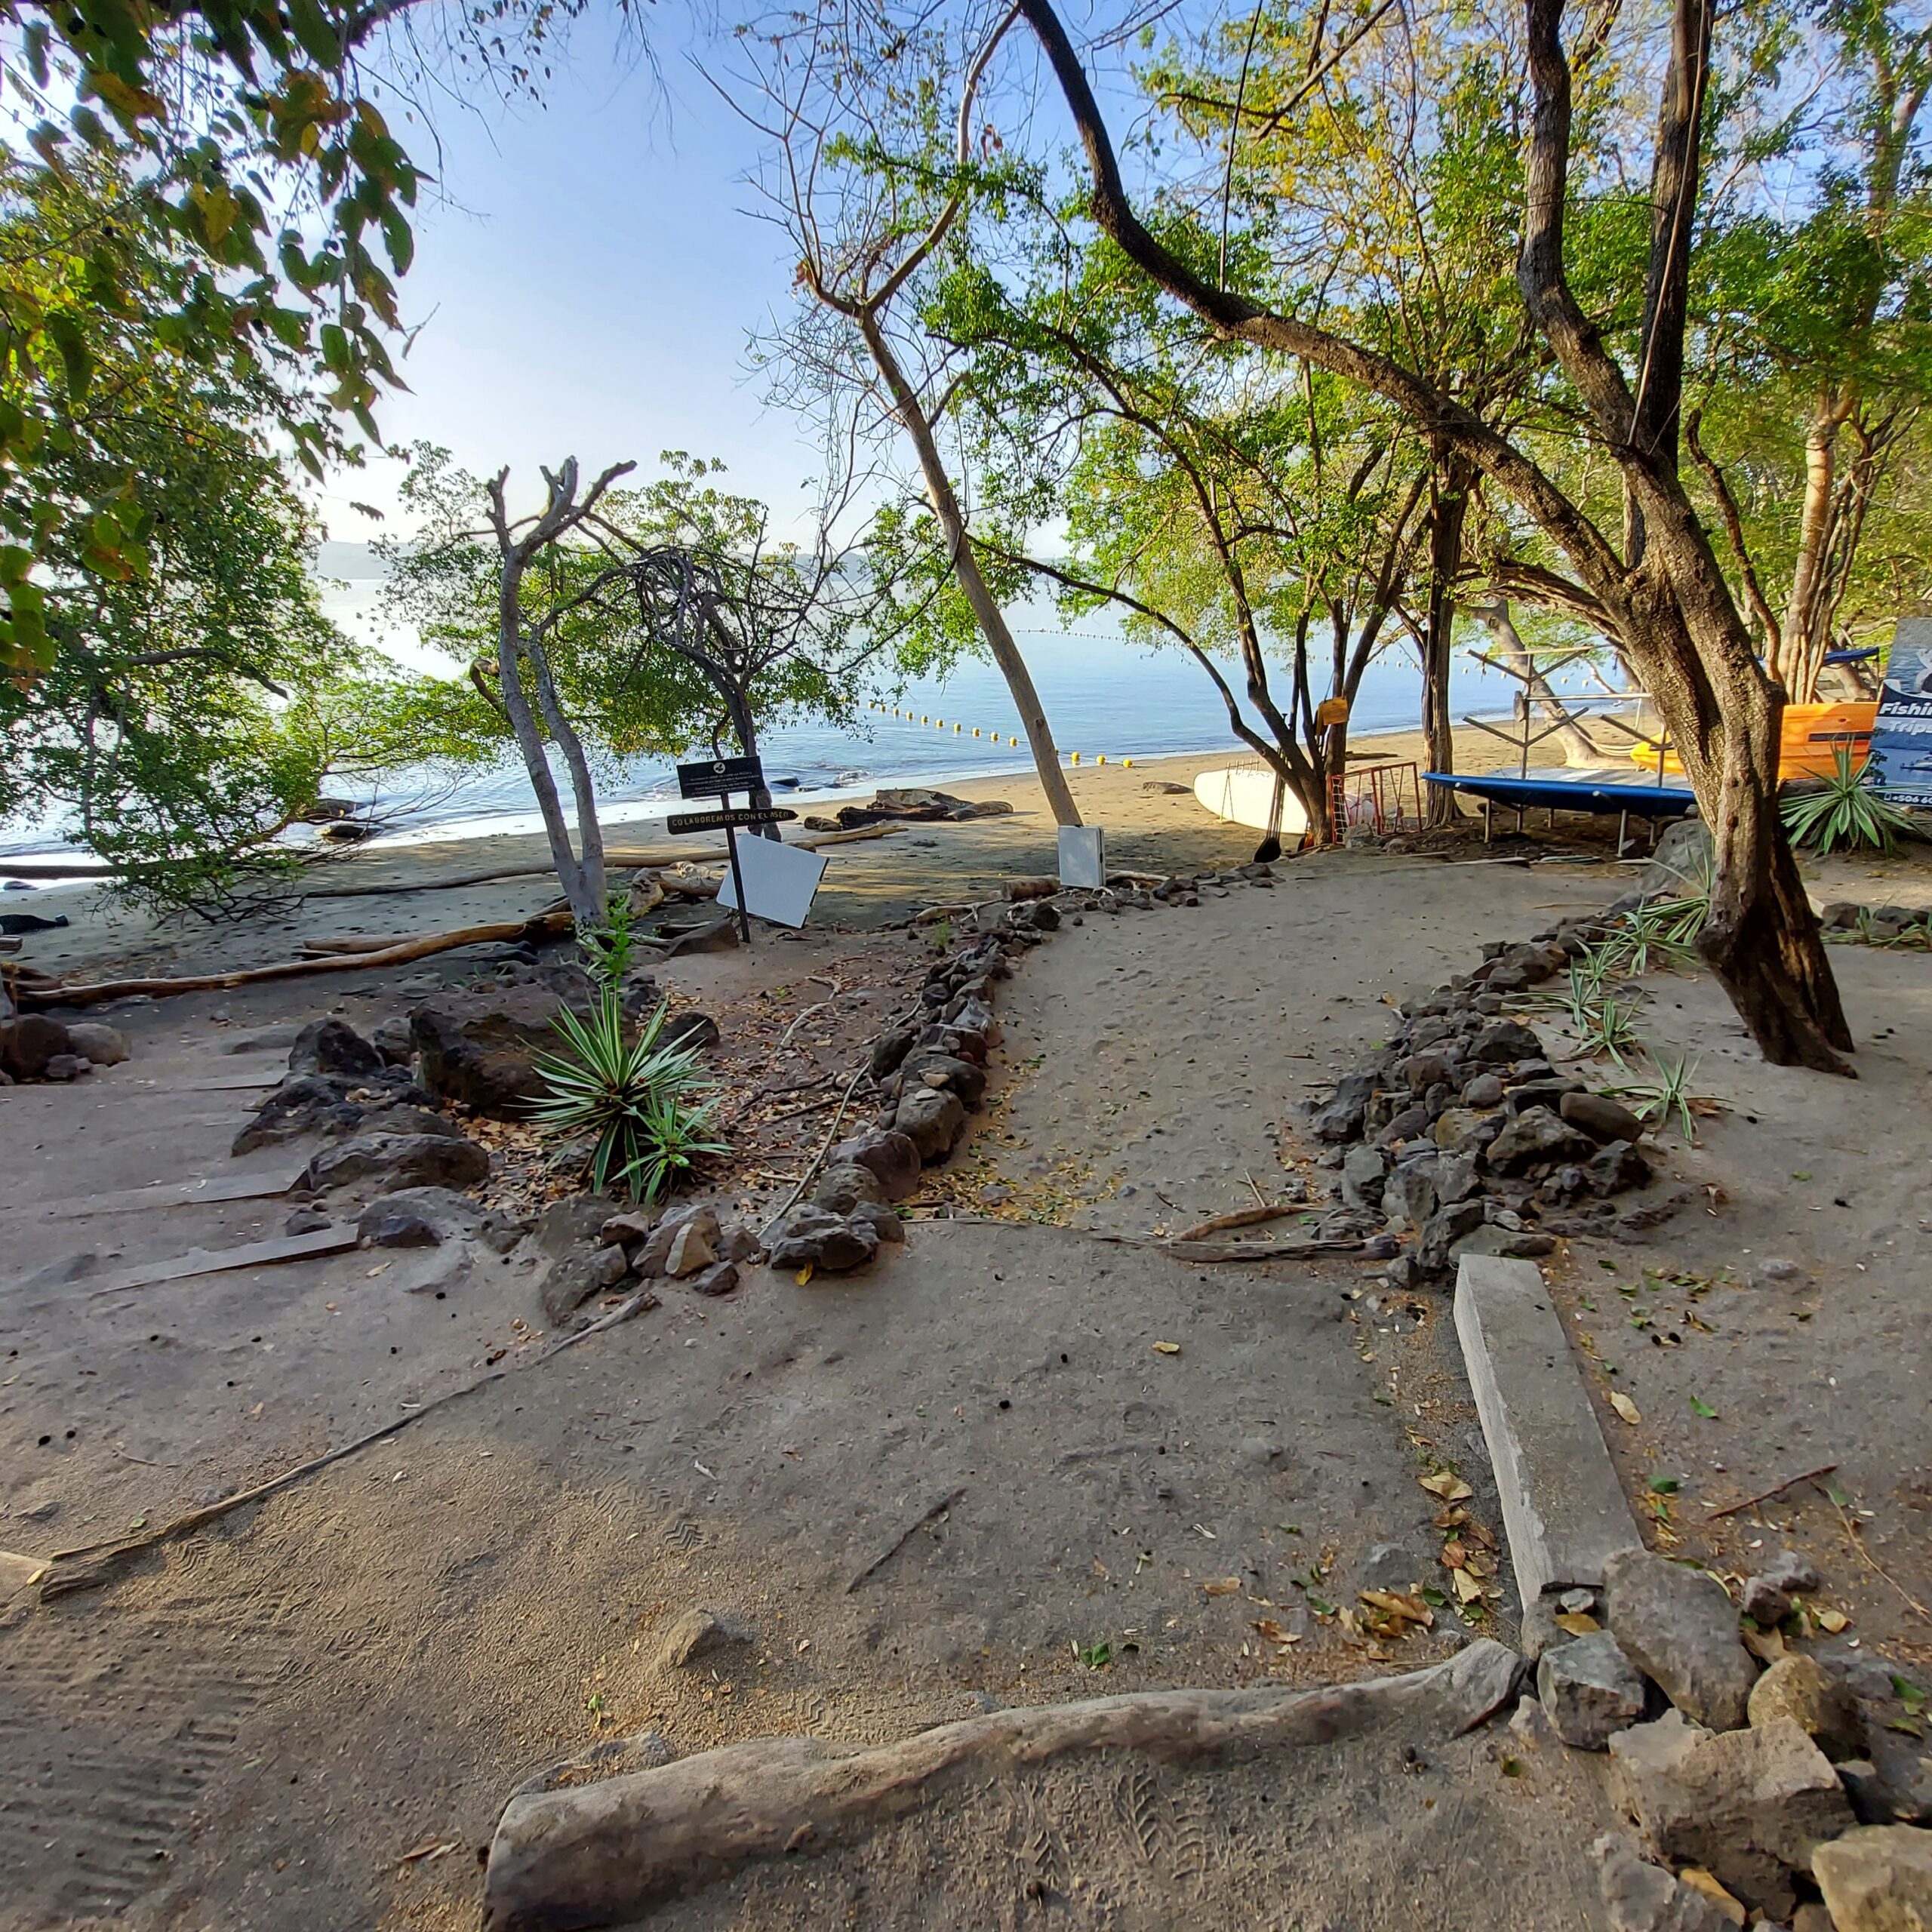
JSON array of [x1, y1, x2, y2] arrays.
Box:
[[921, 715, 930, 724], [954, 723, 961, 733], [1123, 757, 1134, 768], [1097, 754, 1106, 764], [973, 728, 981, 737], [1011, 736, 1020, 746], [1070, 751, 1081, 764]]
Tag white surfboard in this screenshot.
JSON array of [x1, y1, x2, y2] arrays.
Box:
[[1192, 766, 1309, 837]]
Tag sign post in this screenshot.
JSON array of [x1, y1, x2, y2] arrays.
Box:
[[674, 757, 787, 946]]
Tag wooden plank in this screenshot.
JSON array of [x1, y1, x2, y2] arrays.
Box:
[[88, 1226, 358, 1298], [155, 1070, 288, 1093], [0, 1170, 297, 1223]]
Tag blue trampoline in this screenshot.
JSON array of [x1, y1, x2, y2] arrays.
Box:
[[1423, 768, 1695, 817]]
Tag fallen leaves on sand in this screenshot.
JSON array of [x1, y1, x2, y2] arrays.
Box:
[[1815, 1607, 1850, 1634], [1358, 1589, 1434, 1637], [1609, 1391, 1641, 1426], [1152, 1340, 1182, 1355], [1418, 1470, 1472, 1503], [1251, 1617, 1301, 1647], [1441, 1540, 1467, 1570], [1451, 1569, 1485, 1604], [1554, 1611, 1601, 1636]]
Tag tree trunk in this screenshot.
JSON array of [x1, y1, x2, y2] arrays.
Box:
[[1421, 459, 1470, 823], [1771, 388, 1851, 703], [495, 561, 605, 934], [858, 312, 1082, 829], [1468, 602, 1607, 765]]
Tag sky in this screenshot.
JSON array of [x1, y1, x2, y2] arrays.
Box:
[[317, 14, 848, 543]]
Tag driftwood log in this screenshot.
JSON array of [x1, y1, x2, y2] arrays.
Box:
[[482, 1640, 1523, 1930], [12, 910, 574, 1010]]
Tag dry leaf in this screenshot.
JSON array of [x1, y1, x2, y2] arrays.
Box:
[[1465, 1520, 1500, 1551], [1553, 1611, 1601, 1636], [399, 1840, 457, 1865], [1359, 1589, 1434, 1627], [1202, 1576, 1242, 1597], [1816, 1607, 1850, 1634], [795, 1264, 814, 1285], [1742, 1625, 1788, 1664], [1677, 1869, 1746, 1927], [1451, 1568, 1485, 1604], [1433, 1505, 1470, 1530], [1251, 1618, 1301, 1646], [1609, 1391, 1642, 1426], [1419, 1472, 1473, 1503], [1441, 1540, 1468, 1571], [1152, 1341, 1183, 1355]]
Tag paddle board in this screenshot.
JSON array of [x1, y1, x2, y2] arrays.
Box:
[[1192, 766, 1309, 836]]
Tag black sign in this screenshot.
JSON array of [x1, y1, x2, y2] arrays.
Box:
[[666, 807, 798, 835], [676, 755, 765, 801]]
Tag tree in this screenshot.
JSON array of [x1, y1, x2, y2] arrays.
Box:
[[0, 148, 359, 910], [377, 448, 898, 928], [733, 0, 1084, 828], [933, 226, 1431, 847], [1015, 0, 1857, 1074]]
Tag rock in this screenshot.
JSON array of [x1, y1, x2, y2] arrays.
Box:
[[688, 1260, 740, 1297], [1435, 1151, 1483, 1203], [1562, 1091, 1647, 1144], [541, 1242, 630, 1324], [301, 1131, 491, 1197], [1749, 1656, 1866, 1761], [1382, 1159, 1438, 1232], [849, 1201, 906, 1244], [353, 1103, 460, 1142], [1758, 1550, 1823, 1596], [1841, 1733, 1932, 1826], [1461, 1072, 1505, 1108], [1739, 1577, 1792, 1631], [41, 1052, 85, 1080], [1452, 1225, 1558, 1260], [1340, 1143, 1389, 1210], [358, 1186, 521, 1254], [1591, 1833, 1742, 1932], [767, 1204, 880, 1273], [1313, 1094, 1368, 1141], [1749, 1257, 1813, 1290], [656, 1608, 751, 1672], [1433, 1106, 1503, 1156], [1418, 1198, 1487, 1271], [232, 1071, 403, 1155], [719, 1223, 764, 1264], [1813, 1825, 1932, 1931], [411, 982, 595, 1120], [1358, 1542, 1429, 1592], [869, 1029, 918, 1080], [0, 1014, 71, 1079], [1400, 1048, 1460, 1091], [1604, 1548, 1759, 1731], [285, 1207, 334, 1235], [371, 1016, 416, 1064], [660, 1011, 720, 1056], [637, 1206, 721, 1278], [1609, 1712, 1852, 1919], [63, 1022, 130, 1067], [895, 1084, 967, 1161], [1469, 1017, 1545, 1063], [899, 1051, 986, 1107], [662, 1219, 718, 1279], [829, 1129, 921, 1202], [1539, 1631, 1651, 1749], [1025, 900, 1061, 932], [600, 1211, 657, 1247], [288, 1017, 385, 1080], [663, 915, 740, 958], [813, 1162, 888, 1215], [1377, 1103, 1434, 1148], [1587, 1140, 1654, 1195], [1487, 1106, 1598, 1173]]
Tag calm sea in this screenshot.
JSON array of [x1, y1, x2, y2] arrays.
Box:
[[0, 560, 1618, 863]]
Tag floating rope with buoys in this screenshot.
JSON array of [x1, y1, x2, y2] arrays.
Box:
[[865, 700, 1134, 766]]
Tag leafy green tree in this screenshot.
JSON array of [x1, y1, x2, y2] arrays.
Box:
[[0, 148, 358, 910]]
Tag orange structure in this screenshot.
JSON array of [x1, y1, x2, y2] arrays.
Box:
[[1629, 702, 1876, 783]]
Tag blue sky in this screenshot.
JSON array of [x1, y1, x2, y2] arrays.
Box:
[[322, 13, 835, 540]]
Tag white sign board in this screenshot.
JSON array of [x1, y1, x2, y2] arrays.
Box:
[[716, 835, 828, 928], [1058, 824, 1106, 890]]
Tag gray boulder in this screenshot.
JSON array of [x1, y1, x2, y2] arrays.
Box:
[[358, 1186, 521, 1254], [767, 1204, 880, 1273], [1487, 1105, 1596, 1173], [370, 1016, 416, 1065], [64, 1022, 131, 1067], [410, 982, 593, 1120], [1432, 1106, 1502, 1156], [895, 1084, 967, 1161], [813, 1162, 887, 1215], [1469, 1017, 1544, 1063], [0, 1014, 71, 1079], [1586, 1140, 1654, 1195], [1608, 1712, 1854, 1920], [898, 1051, 986, 1107], [300, 1131, 491, 1196], [656, 1607, 752, 1672], [829, 1128, 921, 1201], [1748, 1655, 1866, 1761], [289, 1017, 384, 1080], [1814, 1825, 1932, 1932], [1561, 1091, 1647, 1144], [1538, 1630, 1650, 1749], [1603, 1547, 1758, 1730], [540, 1242, 629, 1325], [636, 1205, 721, 1278], [1417, 1198, 1486, 1271], [1590, 1834, 1740, 1932], [1381, 1158, 1439, 1232], [1340, 1143, 1389, 1211]]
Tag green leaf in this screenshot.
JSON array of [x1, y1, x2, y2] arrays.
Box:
[[1648, 1475, 1681, 1494], [1689, 1395, 1718, 1419], [43, 311, 92, 401]]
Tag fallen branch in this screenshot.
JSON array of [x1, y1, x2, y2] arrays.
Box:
[[1097, 1232, 1386, 1263], [481, 1641, 1524, 1928], [1174, 1204, 1297, 1242], [1706, 1464, 1839, 1521], [843, 1484, 966, 1593], [14, 910, 574, 1009]]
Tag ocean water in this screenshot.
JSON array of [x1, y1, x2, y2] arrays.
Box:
[[0, 565, 1622, 862]]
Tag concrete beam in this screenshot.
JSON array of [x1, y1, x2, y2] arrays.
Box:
[[1454, 1254, 1642, 1609]]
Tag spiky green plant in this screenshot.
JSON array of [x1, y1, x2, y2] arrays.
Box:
[[580, 890, 640, 991], [1607, 1051, 1705, 1142], [528, 994, 727, 1201], [1591, 903, 1701, 978], [1781, 749, 1917, 857]]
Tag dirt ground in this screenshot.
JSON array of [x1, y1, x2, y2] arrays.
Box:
[[3, 799, 1930, 1929]]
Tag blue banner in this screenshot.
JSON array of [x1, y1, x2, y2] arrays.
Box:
[[1868, 620, 1932, 806]]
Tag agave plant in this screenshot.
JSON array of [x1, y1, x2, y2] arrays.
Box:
[[1781, 749, 1916, 857], [528, 994, 728, 1201], [1607, 1051, 1706, 1143]]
